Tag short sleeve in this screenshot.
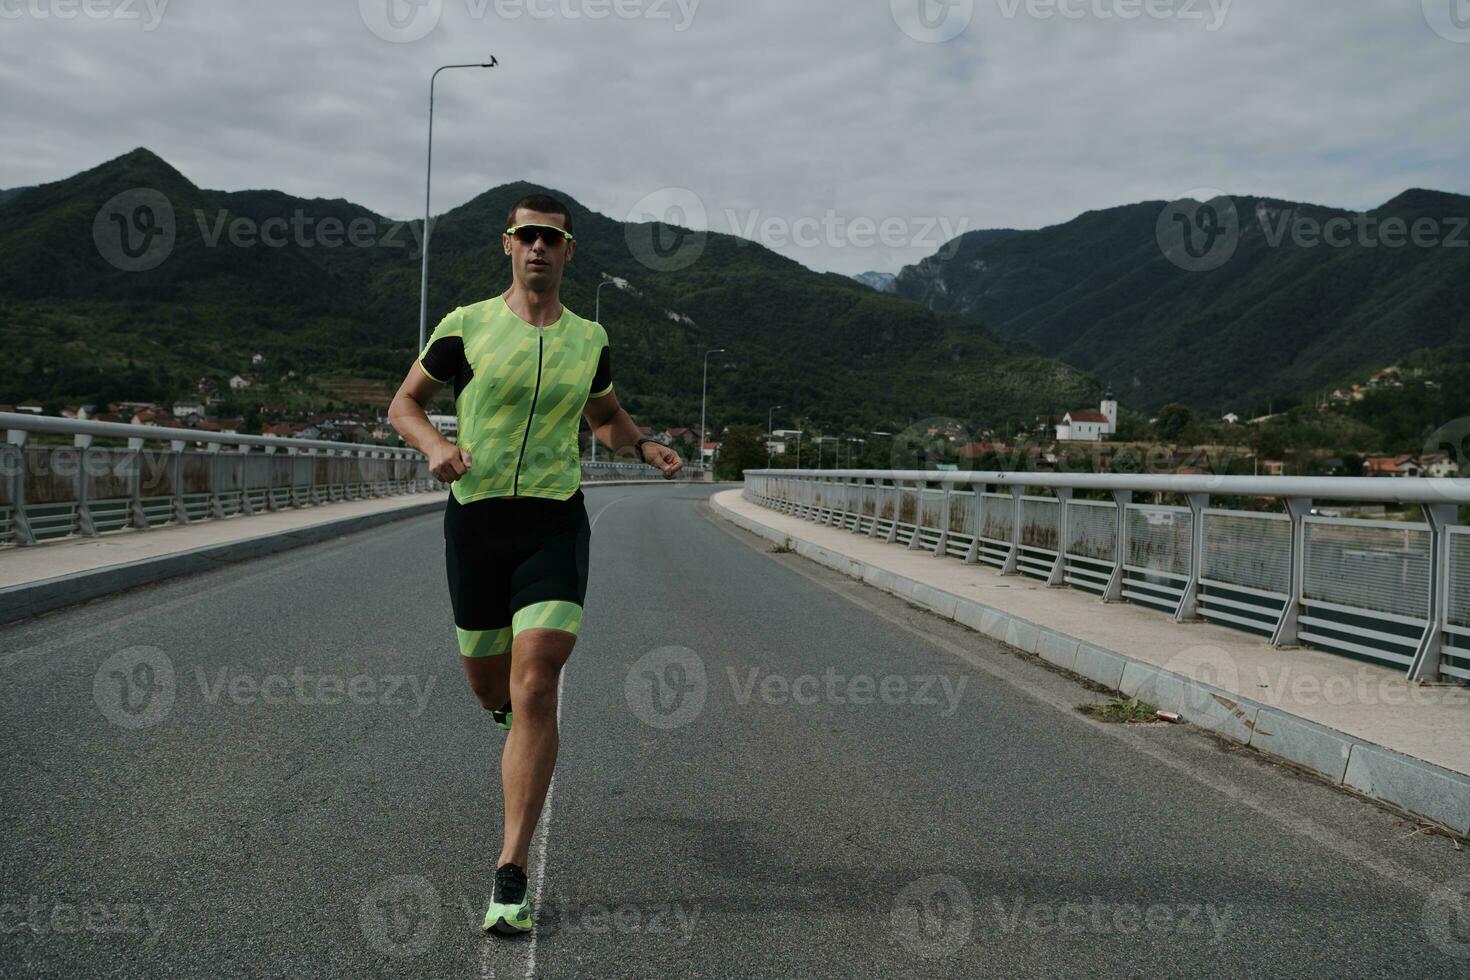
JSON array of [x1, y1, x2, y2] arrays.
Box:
[[589, 344, 612, 398], [418, 308, 467, 385]]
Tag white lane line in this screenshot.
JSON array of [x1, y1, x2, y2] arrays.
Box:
[[519, 490, 628, 980], [703, 508, 1444, 899]]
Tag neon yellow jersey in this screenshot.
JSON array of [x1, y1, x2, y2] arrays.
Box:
[[418, 295, 613, 503]]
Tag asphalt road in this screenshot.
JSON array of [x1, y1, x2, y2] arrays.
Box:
[[1, 483, 1467, 979]]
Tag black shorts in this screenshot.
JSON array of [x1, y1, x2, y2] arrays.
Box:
[[443, 488, 591, 657]]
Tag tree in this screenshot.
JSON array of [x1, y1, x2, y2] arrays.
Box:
[[714, 424, 767, 481], [1156, 403, 1192, 442]]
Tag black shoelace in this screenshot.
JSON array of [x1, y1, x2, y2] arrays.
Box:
[[495, 863, 528, 905]]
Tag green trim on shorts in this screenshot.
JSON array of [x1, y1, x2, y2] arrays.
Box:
[[458, 625, 513, 658], [512, 600, 583, 637]]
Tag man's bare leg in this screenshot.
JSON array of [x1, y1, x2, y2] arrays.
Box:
[[462, 653, 512, 712], [499, 627, 576, 869]]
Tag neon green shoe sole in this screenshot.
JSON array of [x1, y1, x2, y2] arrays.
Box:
[[483, 898, 532, 935], [492, 702, 512, 732]]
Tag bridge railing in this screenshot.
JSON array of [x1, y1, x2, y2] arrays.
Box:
[[744, 468, 1470, 685], [0, 413, 693, 549]]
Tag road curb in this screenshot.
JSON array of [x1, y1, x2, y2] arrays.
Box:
[[710, 491, 1470, 837]]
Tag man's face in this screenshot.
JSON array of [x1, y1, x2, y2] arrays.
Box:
[[504, 209, 575, 293]]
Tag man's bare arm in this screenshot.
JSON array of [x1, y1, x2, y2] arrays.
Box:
[[388, 363, 474, 484], [584, 389, 684, 479]]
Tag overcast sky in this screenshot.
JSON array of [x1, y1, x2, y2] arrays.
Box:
[[4, 0, 1469, 275]]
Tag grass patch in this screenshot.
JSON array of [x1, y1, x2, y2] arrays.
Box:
[[1077, 697, 1161, 724], [768, 542, 795, 554]]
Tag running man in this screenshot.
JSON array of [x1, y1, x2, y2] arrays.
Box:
[[388, 193, 684, 935]]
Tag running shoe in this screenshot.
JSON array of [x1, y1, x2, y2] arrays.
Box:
[[483, 863, 532, 935], [491, 699, 512, 732]]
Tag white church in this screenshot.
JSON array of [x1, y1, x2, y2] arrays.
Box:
[[1055, 391, 1119, 443]]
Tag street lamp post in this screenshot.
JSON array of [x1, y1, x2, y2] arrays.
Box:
[[700, 348, 725, 470], [419, 59, 498, 354]]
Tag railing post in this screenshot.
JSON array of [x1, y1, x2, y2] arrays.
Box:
[[1408, 502, 1456, 682], [237, 444, 255, 515], [7, 428, 36, 546], [73, 433, 97, 537], [126, 437, 149, 529], [1270, 498, 1312, 647], [1174, 492, 1209, 622], [934, 484, 951, 557], [264, 445, 279, 511], [207, 442, 225, 520], [884, 479, 900, 543], [1104, 490, 1132, 602], [907, 479, 926, 551], [1047, 487, 1071, 587], [170, 439, 191, 525], [964, 482, 981, 563], [1002, 485, 1022, 575]]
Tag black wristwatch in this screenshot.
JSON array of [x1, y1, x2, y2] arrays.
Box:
[[633, 437, 657, 463]]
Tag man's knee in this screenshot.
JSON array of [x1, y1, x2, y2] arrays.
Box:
[[511, 666, 561, 717]]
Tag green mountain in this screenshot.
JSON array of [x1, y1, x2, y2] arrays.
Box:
[[0, 148, 1093, 436], [894, 191, 1470, 414]]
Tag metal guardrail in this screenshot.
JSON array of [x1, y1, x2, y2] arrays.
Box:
[[0, 413, 696, 549], [744, 468, 1470, 685]]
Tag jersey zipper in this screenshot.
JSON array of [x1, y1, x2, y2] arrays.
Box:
[[512, 330, 545, 495]]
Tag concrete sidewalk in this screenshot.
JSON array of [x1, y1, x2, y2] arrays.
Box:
[[711, 488, 1470, 836], [0, 492, 445, 624]]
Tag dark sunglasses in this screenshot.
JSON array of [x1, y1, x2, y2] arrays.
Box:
[[506, 224, 574, 247]]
